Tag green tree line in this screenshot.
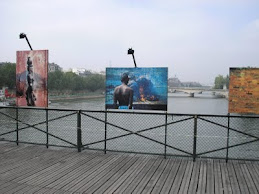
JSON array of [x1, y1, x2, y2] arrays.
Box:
[[214, 74, 229, 89], [0, 62, 16, 89], [48, 71, 105, 92], [0, 62, 105, 92]]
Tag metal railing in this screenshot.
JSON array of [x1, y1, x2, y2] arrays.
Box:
[[0, 106, 259, 161]]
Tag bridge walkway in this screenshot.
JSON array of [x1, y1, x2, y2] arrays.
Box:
[[0, 142, 259, 194]]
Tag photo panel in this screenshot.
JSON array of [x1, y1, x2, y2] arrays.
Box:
[[106, 67, 168, 111], [16, 50, 48, 107]]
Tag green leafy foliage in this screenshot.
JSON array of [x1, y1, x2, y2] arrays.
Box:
[[48, 71, 105, 92], [214, 74, 229, 89], [0, 62, 105, 93], [0, 62, 16, 89]]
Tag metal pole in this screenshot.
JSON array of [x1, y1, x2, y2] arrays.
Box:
[[25, 36, 33, 50], [193, 115, 198, 161], [226, 113, 230, 162], [46, 108, 49, 148], [16, 107, 19, 145], [164, 112, 168, 159], [104, 109, 107, 154], [77, 110, 82, 152], [132, 54, 137, 68]]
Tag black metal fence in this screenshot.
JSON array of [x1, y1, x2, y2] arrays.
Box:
[[1, 106, 259, 161]]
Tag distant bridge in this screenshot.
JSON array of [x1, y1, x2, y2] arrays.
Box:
[[168, 87, 229, 98]]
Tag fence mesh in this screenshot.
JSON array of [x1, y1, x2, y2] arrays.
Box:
[[18, 108, 47, 144], [0, 107, 16, 141], [1, 106, 259, 161], [166, 115, 194, 157], [197, 116, 228, 159], [106, 112, 166, 154], [81, 111, 105, 150], [228, 116, 259, 160], [47, 110, 77, 147]]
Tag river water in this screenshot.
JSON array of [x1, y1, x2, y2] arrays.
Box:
[[50, 92, 229, 115], [46, 92, 259, 160], [2, 92, 258, 160]]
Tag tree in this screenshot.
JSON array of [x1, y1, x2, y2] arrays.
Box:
[[47, 70, 105, 92], [0, 61, 106, 93], [214, 74, 229, 89], [48, 71, 64, 90], [0, 62, 16, 89]]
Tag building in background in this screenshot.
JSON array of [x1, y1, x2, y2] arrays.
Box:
[[48, 63, 62, 72], [71, 68, 92, 77]]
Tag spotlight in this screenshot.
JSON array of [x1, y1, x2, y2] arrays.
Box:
[[19, 33, 33, 50], [127, 48, 137, 68]]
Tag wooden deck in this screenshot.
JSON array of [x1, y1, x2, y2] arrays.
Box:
[[1, 142, 259, 194]]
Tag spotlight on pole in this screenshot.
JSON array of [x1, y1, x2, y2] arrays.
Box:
[[19, 33, 33, 50], [128, 48, 137, 68]]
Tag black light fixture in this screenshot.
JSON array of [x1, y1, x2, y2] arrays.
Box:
[[19, 33, 33, 50], [128, 48, 137, 68]]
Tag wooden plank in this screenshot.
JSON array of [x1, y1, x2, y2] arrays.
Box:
[[214, 159, 223, 194], [49, 154, 117, 190], [0, 146, 73, 175], [234, 161, 250, 194], [86, 155, 140, 193], [2, 183, 27, 194], [75, 154, 136, 193], [2, 143, 259, 194], [220, 160, 232, 194], [248, 161, 259, 192], [7, 152, 73, 183], [251, 161, 259, 173], [113, 155, 157, 194], [44, 153, 108, 189], [123, 157, 162, 194], [60, 154, 124, 191], [0, 182, 22, 194], [206, 159, 215, 194], [0, 149, 72, 181], [0, 145, 36, 168], [187, 160, 201, 194], [226, 161, 241, 194], [103, 156, 150, 194], [160, 158, 182, 193], [196, 160, 207, 194], [131, 157, 165, 193], [14, 185, 44, 194], [18, 151, 88, 184], [0, 181, 13, 191], [240, 161, 258, 194], [0, 142, 23, 154], [170, 158, 189, 193], [177, 159, 194, 194], [141, 158, 170, 194], [28, 152, 99, 187], [150, 158, 176, 194]]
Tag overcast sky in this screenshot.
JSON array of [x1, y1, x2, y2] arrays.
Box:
[[1, 0, 259, 85]]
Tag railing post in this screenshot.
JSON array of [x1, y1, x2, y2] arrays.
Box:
[[46, 108, 49, 148], [104, 109, 107, 154], [193, 115, 198, 162], [16, 107, 19, 145], [77, 110, 82, 152], [226, 113, 230, 162], [164, 112, 168, 159]]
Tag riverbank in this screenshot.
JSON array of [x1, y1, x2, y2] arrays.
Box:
[[49, 94, 105, 101]]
